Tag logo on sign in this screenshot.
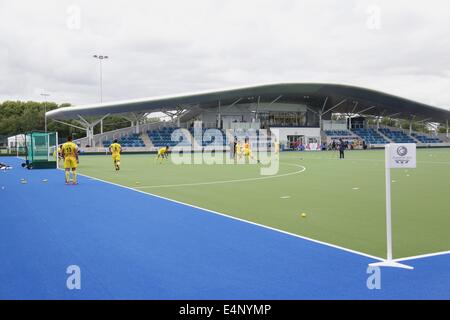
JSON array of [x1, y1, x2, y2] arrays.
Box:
[[396, 146, 408, 156], [394, 146, 410, 164]]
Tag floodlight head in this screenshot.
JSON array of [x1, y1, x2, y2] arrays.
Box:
[[93, 55, 108, 60]]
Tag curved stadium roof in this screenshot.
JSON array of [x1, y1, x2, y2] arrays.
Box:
[[46, 83, 450, 123]]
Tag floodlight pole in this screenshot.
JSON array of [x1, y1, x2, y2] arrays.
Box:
[[41, 93, 50, 132], [93, 54, 109, 133]]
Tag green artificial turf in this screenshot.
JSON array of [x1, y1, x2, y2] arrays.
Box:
[[77, 148, 450, 259]]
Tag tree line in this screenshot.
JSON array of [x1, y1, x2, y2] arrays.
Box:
[[0, 100, 134, 142]]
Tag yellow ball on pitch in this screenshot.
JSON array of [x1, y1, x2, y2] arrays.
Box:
[[301, 213, 307, 218]]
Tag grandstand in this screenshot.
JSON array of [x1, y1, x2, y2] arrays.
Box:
[[189, 127, 227, 146], [324, 130, 353, 137], [148, 127, 192, 147], [412, 133, 443, 143], [44, 83, 449, 151], [102, 133, 145, 148], [378, 128, 416, 143], [352, 128, 389, 145]]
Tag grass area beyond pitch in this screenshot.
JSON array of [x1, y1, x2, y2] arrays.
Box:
[[76, 148, 450, 259]]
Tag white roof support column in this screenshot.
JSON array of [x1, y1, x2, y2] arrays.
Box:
[[123, 112, 147, 134], [321, 96, 329, 114], [356, 106, 377, 116], [217, 100, 221, 129], [322, 98, 347, 116], [384, 112, 402, 129], [173, 106, 189, 128], [319, 98, 346, 130], [255, 96, 261, 121], [409, 115, 416, 135], [376, 110, 387, 129], [350, 101, 359, 115], [319, 112, 322, 130], [162, 108, 187, 128], [51, 119, 86, 131], [318, 97, 329, 131], [51, 117, 110, 147], [269, 95, 283, 106], [415, 117, 432, 135], [77, 116, 95, 146], [346, 101, 360, 130], [76, 114, 110, 147]]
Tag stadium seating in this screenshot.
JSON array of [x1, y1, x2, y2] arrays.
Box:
[[102, 133, 145, 147], [411, 133, 442, 143], [148, 127, 192, 147], [189, 128, 227, 146], [352, 128, 388, 144], [324, 130, 352, 137], [378, 128, 416, 143]]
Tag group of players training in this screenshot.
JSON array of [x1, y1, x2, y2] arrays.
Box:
[[59, 135, 267, 185], [57, 137, 170, 184]]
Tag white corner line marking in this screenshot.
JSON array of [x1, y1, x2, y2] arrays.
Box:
[[394, 250, 450, 262]]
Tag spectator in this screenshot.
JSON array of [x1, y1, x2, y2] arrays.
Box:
[[339, 139, 345, 159], [230, 136, 237, 159]]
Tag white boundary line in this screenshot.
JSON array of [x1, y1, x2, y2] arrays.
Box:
[[135, 163, 306, 189], [394, 250, 450, 262], [72, 169, 384, 262]]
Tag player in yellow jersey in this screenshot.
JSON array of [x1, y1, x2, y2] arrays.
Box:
[[57, 145, 64, 166], [235, 141, 242, 159], [109, 139, 122, 171], [53, 145, 63, 165], [61, 135, 79, 185], [57, 145, 63, 159], [274, 139, 280, 154], [243, 138, 253, 160], [156, 145, 169, 163]]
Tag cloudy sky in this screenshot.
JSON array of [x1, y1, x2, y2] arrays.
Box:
[[0, 0, 449, 109]]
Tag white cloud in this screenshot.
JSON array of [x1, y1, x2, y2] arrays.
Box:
[[0, 0, 449, 109]]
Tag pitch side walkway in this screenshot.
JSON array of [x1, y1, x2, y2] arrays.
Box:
[[0, 157, 448, 299]]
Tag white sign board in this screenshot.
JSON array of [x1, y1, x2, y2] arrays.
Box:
[[370, 143, 417, 269], [385, 143, 416, 169]]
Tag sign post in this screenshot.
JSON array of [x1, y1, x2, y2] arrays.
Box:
[[369, 143, 416, 269]]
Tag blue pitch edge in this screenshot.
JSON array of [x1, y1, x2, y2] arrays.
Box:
[[0, 157, 448, 299]]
